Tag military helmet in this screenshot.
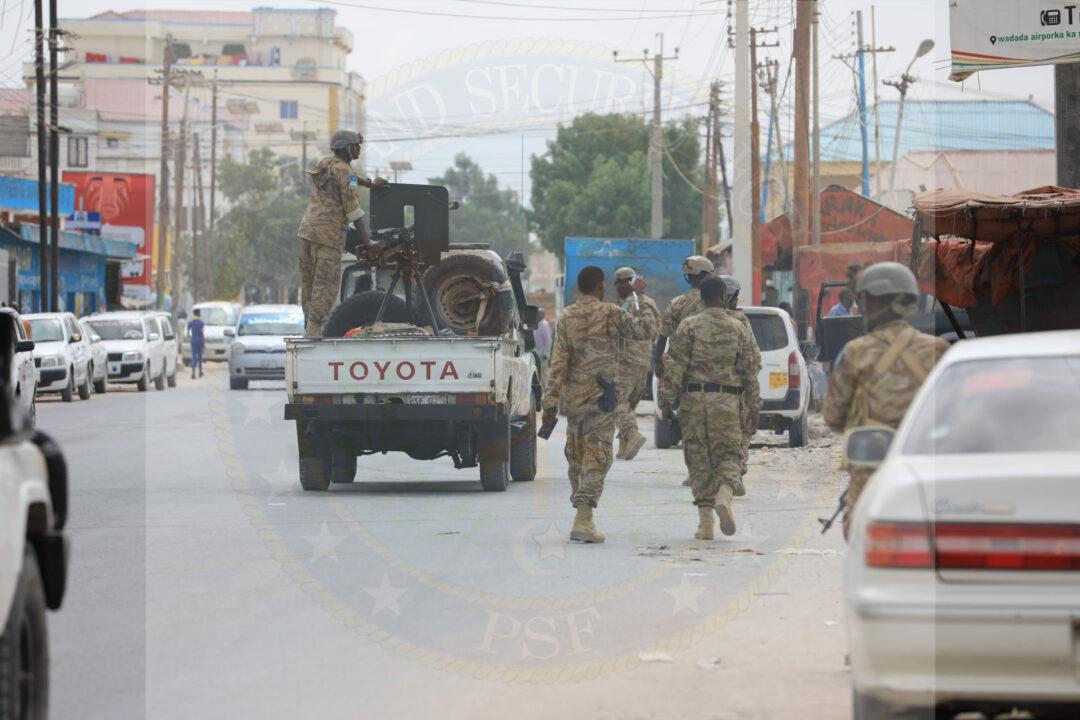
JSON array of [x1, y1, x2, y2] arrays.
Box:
[[718, 275, 741, 303], [330, 129, 363, 150], [856, 262, 919, 298], [613, 267, 636, 281], [682, 255, 714, 276]]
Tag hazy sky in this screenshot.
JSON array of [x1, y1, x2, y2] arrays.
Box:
[[0, 0, 1056, 201]]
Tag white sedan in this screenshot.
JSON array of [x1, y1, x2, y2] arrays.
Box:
[[844, 329, 1080, 720]]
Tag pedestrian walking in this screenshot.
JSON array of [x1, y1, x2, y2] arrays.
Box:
[[296, 129, 386, 337], [719, 275, 758, 495], [822, 262, 949, 539], [188, 309, 205, 379], [660, 276, 761, 539], [541, 266, 652, 544], [612, 267, 660, 461], [533, 307, 553, 384]]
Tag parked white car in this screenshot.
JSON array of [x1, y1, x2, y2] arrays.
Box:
[[844, 330, 1080, 720], [24, 312, 94, 402], [182, 302, 240, 364], [0, 399, 69, 717], [79, 319, 109, 395], [151, 313, 179, 388], [228, 304, 303, 390], [653, 305, 810, 449], [84, 312, 167, 392], [1, 309, 38, 420]]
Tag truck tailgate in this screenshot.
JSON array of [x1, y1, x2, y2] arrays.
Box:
[[286, 337, 501, 397]]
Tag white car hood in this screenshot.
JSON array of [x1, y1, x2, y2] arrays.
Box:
[[235, 335, 287, 352]]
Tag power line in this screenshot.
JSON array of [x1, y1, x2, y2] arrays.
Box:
[[308, 0, 722, 22]]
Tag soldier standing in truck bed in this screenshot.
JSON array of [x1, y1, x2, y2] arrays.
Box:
[[296, 129, 386, 338]]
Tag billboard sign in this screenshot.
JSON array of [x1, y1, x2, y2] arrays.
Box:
[[950, 0, 1080, 79], [63, 171, 155, 288]]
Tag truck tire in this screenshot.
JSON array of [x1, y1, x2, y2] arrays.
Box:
[[296, 424, 331, 492], [422, 253, 514, 336], [510, 410, 537, 482], [789, 411, 808, 448], [331, 453, 357, 484], [137, 364, 149, 392], [77, 368, 92, 400], [322, 291, 410, 338], [0, 546, 49, 720], [654, 416, 680, 449], [478, 416, 511, 492]]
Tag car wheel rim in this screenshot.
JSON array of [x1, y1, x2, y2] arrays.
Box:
[[435, 275, 486, 332]]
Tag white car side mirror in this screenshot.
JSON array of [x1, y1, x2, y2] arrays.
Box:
[[844, 427, 895, 469], [149, 332, 160, 341]]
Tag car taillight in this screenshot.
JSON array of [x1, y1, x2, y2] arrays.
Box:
[[787, 351, 800, 389], [935, 523, 1080, 571], [865, 521, 933, 568]]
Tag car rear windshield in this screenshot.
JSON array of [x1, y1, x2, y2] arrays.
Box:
[[86, 319, 144, 340], [28, 318, 63, 342], [201, 307, 238, 326], [903, 356, 1080, 454], [747, 314, 788, 352], [238, 314, 304, 336]]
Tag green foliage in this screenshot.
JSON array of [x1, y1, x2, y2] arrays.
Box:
[[428, 153, 526, 257], [205, 149, 309, 298], [530, 113, 706, 257]]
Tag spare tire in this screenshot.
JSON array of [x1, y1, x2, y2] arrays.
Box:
[[322, 290, 410, 338], [422, 253, 514, 336]]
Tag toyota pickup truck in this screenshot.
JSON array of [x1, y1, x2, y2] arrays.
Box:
[[283, 248, 542, 492]]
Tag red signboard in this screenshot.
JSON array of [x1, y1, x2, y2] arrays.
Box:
[[62, 171, 155, 288]]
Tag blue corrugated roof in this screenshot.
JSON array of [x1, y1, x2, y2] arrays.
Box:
[[789, 100, 1054, 163]]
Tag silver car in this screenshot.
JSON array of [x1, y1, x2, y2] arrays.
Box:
[[181, 302, 240, 364], [227, 304, 304, 390]]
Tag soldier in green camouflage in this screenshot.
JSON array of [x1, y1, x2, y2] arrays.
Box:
[[823, 263, 948, 539], [542, 266, 652, 544], [612, 267, 661, 461], [719, 275, 758, 495], [660, 276, 761, 540], [296, 129, 387, 337]]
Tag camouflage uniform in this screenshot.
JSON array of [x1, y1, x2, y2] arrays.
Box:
[[542, 295, 651, 508], [615, 292, 661, 440], [724, 307, 758, 473], [823, 320, 948, 538], [660, 307, 761, 508], [297, 155, 364, 336], [658, 287, 705, 342]]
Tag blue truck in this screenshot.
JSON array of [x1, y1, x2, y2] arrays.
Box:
[[561, 237, 696, 312]]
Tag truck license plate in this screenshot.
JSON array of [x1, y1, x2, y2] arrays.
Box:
[[362, 394, 450, 405]]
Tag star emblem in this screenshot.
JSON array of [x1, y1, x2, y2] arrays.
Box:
[[662, 573, 705, 616], [533, 522, 567, 561], [302, 521, 345, 562], [365, 572, 407, 616], [233, 392, 282, 428], [262, 459, 296, 504], [774, 475, 809, 501]]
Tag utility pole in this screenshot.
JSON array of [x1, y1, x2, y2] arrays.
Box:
[[301, 120, 308, 170], [34, 0, 47, 311], [870, 6, 884, 198], [614, 33, 679, 239], [793, 0, 812, 328], [209, 70, 218, 235], [885, 38, 935, 194], [732, 0, 752, 296], [812, 1, 822, 247], [750, 27, 779, 299], [192, 133, 203, 302], [701, 90, 713, 255], [47, 0, 59, 311], [856, 11, 870, 197], [155, 36, 173, 309], [760, 59, 779, 222], [171, 84, 189, 322]]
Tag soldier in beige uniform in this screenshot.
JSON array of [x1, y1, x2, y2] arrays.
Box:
[[296, 129, 386, 337], [719, 275, 757, 493], [822, 263, 949, 539], [660, 276, 761, 539], [612, 267, 661, 461], [542, 266, 651, 543]]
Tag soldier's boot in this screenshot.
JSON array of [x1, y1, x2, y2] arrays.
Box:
[[695, 506, 715, 540], [304, 319, 322, 338], [623, 430, 647, 460], [615, 434, 629, 460], [569, 505, 605, 544], [715, 485, 737, 536]]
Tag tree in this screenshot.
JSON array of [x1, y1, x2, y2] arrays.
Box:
[[206, 149, 309, 298], [530, 113, 704, 257], [429, 153, 526, 258]]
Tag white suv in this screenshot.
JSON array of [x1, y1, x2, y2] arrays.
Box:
[[24, 313, 94, 403], [181, 302, 239, 364], [84, 312, 167, 392], [0, 375, 69, 716], [1, 309, 38, 420], [654, 305, 811, 449]]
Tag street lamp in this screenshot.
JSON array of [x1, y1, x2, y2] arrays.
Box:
[[885, 39, 935, 193]]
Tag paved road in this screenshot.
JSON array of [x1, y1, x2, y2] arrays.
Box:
[[39, 364, 849, 719]]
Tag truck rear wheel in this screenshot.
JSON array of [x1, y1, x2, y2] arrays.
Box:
[[322, 290, 410, 338], [296, 424, 331, 492], [510, 411, 537, 482], [478, 416, 511, 492]]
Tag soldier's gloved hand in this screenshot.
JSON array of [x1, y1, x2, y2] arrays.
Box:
[[370, 177, 389, 188], [660, 403, 675, 425], [542, 407, 558, 426]]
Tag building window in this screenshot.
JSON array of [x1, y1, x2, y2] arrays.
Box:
[[105, 137, 120, 149], [280, 100, 298, 119], [67, 136, 89, 167]]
